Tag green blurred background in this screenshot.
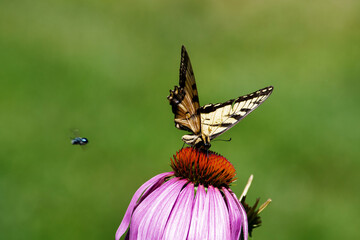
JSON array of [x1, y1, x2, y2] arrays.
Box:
[[1, 0, 359, 239]]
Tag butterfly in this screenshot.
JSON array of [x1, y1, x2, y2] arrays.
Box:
[[168, 46, 273, 149]]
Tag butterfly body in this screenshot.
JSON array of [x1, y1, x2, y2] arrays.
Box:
[[168, 46, 273, 150]]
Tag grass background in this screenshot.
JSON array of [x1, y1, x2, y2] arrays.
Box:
[[1, 0, 359, 239]]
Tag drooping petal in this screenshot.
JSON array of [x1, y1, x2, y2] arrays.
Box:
[[206, 187, 214, 240], [130, 177, 188, 240], [188, 184, 207, 240], [208, 186, 231, 240], [223, 187, 242, 240], [230, 191, 248, 240], [115, 172, 174, 240], [162, 182, 194, 240], [238, 202, 248, 240]]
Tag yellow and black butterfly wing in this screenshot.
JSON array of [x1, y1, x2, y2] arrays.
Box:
[[200, 86, 274, 140], [168, 46, 201, 135]]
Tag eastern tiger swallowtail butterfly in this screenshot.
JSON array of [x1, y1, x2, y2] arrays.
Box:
[[168, 46, 273, 149]]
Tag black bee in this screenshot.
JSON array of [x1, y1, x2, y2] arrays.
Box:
[[71, 137, 89, 145], [70, 129, 89, 146]]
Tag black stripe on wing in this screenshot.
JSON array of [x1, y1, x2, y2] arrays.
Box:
[[200, 86, 274, 140], [200, 86, 273, 114], [179, 46, 195, 89]]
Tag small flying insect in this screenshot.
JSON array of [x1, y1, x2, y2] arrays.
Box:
[[71, 137, 89, 145], [70, 129, 89, 146]]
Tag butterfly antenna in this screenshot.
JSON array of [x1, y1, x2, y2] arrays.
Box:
[[213, 138, 232, 142]]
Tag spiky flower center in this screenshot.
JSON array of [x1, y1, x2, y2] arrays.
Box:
[[170, 147, 236, 188]]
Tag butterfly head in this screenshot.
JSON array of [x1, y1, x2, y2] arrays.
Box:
[[199, 134, 211, 149]]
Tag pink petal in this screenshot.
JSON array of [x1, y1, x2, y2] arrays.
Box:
[[130, 177, 188, 239], [188, 184, 207, 240], [230, 191, 248, 240], [162, 183, 194, 240], [223, 187, 242, 240], [208, 186, 230, 240], [115, 172, 174, 240]]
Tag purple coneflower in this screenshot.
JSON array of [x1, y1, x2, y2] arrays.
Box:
[[115, 147, 256, 240]]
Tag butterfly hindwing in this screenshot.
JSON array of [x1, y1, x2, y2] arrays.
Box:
[[168, 46, 202, 135], [200, 86, 273, 140]]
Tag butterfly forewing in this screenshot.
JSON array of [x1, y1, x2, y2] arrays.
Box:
[[200, 86, 273, 140], [168, 46, 202, 135]]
